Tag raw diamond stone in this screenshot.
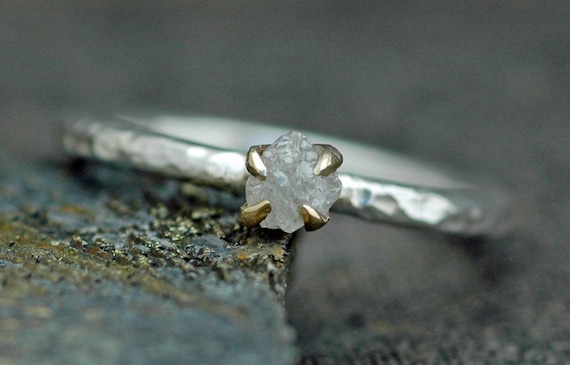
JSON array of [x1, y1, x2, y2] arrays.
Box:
[[245, 130, 342, 233]]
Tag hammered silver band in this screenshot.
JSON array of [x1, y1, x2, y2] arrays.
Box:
[[63, 113, 511, 236]]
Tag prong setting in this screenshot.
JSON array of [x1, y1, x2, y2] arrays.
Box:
[[313, 144, 343, 176], [243, 131, 342, 233], [240, 200, 272, 227], [299, 204, 330, 231], [246, 145, 269, 180]]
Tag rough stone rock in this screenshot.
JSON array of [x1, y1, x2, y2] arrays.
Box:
[[0, 154, 298, 365], [246, 131, 342, 233]]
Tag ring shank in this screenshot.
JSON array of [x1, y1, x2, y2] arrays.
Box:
[[63, 113, 511, 236]]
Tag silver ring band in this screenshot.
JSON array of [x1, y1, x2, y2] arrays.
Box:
[[63, 113, 511, 236]]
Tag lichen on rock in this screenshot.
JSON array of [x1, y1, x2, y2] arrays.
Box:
[[0, 156, 298, 365]]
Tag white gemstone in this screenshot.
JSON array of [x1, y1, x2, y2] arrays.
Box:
[[245, 130, 342, 233]]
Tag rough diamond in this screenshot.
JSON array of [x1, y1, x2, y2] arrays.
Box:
[[245, 130, 342, 233]]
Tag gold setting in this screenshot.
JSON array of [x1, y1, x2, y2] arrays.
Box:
[[245, 145, 269, 179], [240, 199, 272, 227], [242, 137, 343, 232], [299, 204, 330, 231], [313, 144, 343, 176]]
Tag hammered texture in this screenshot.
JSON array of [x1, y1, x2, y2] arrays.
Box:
[[64, 115, 510, 236]]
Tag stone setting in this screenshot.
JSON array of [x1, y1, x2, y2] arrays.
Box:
[[243, 130, 342, 233]]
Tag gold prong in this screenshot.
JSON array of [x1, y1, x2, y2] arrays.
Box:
[[313, 144, 343, 176], [299, 204, 329, 231], [240, 200, 272, 227], [246, 144, 269, 179]]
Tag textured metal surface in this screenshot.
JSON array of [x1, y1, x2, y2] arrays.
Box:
[[336, 175, 511, 236], [63, 114, 511, 236], [63, 115, 247, 190]]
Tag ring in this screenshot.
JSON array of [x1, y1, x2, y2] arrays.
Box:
[[63, 113, 511, 236]]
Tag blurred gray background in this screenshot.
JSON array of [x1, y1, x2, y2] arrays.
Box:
[[1, 1, 570, 362]]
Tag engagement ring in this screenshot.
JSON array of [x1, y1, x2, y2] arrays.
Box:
[[63, 113, 511, 236]]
